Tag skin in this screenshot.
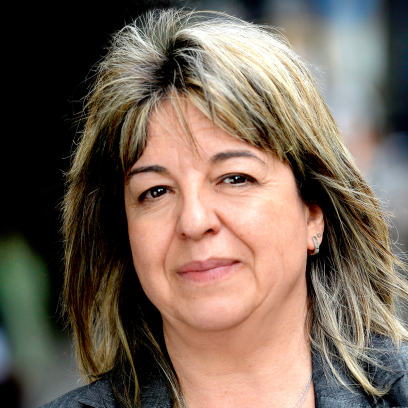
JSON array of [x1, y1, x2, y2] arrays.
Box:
[[125, 101, 324, 408]]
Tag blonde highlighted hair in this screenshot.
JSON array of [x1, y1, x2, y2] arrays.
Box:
[[63, 9, 408, 407]]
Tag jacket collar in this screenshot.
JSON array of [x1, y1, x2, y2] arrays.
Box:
[[312, 336, 407, 407], [77, 361, 173, 408], [76, 375, 121, 408]]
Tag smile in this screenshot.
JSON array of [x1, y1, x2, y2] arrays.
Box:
[[177, 259, 240, 282]]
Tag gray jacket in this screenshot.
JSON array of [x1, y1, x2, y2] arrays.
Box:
[[42, 338, 408, 408]]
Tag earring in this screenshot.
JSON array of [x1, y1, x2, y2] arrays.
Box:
[[308, 236, 320, 256]]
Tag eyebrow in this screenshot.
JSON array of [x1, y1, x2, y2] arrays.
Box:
[[127, 165, 169, 182], [210, 150, 266, 165], [127, 150, 265, 182]]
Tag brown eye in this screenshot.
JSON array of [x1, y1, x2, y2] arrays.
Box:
[[223, 175, 249, 184], [139, 186, 169, 203], [149, 186, 168, 198]]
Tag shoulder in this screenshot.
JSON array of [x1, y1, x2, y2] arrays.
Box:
[[40, 359, 173, 408], [40, 375, 120, 408], [374, 337, 408, 406], [313, 336, 408, 407]]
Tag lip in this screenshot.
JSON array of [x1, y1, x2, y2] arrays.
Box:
[[177, 258, 239, 282]]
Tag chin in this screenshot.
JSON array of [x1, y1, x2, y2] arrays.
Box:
[[178, 298, 255, 332]]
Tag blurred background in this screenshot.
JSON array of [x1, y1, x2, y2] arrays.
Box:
[[2, 0, 407, 406]]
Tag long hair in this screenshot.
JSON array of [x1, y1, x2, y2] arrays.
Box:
[[63, 9, 408, 407]]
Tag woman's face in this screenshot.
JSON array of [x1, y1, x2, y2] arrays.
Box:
[[125, 102, 323, 333]]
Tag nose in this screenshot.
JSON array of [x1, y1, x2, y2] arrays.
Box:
[[176, 189, 221, 240]]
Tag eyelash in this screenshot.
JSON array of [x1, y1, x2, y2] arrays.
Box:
[[138, 186, 171, 203], [220, 173, 256, 186], [137, 173, 256, 203]]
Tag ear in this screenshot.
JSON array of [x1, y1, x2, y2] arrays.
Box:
[[306, 204, 324, 253]]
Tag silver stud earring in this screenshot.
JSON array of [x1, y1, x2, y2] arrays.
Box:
[[308, 236, 320, 256], [317, 233, 322, 238]]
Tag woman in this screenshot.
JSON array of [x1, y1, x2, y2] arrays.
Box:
[[44, 9, 408, 408]]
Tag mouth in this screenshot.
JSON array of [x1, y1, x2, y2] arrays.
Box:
[[177, 259, 240, 282]]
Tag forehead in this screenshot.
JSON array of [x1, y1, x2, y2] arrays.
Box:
[[142, 100, 257, 162]]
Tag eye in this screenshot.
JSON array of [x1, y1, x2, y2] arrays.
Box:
[[139, 186, 170, 202], [221, 174, 253, 185]]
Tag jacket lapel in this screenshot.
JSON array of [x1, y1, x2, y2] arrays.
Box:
[[76, 375, 122, 408]]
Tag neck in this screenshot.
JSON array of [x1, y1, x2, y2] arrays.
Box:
[[163, 296, 314, 408]]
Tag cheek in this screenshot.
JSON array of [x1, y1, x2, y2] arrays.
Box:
[[239, 193, 308, 270], [128, 217, 165, 266], [231, 194, 306, 244], [127, 219, 160, 281], [127, 217, 176, 305]]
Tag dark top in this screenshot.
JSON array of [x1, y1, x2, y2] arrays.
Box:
[[41, 337, 408, 408]]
